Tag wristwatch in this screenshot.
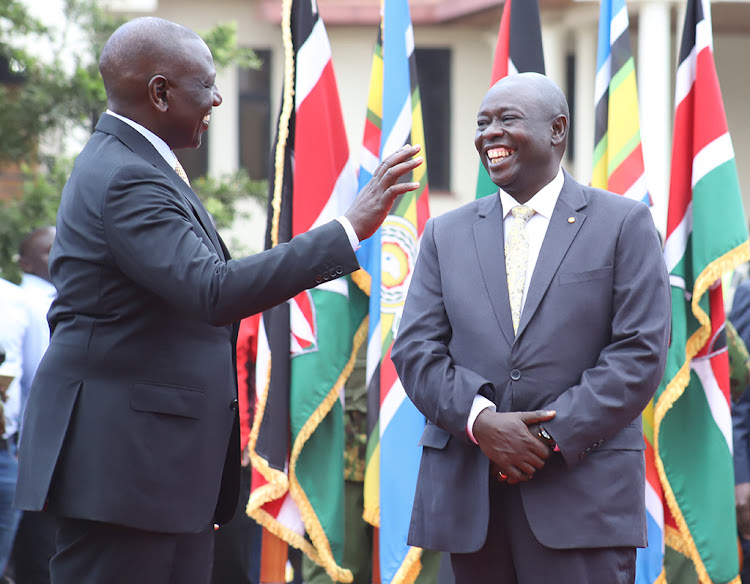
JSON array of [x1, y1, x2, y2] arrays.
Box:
[[537, 425, 557, 449]]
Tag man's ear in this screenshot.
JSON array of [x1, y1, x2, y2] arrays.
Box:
[[148, 75, 169, 113], [551, 115, 568, 147]]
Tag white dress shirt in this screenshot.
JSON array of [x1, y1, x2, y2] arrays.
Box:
[[0, 278, 32, 439], [104, 110, 360, 251], [467, 168, 564, 442]]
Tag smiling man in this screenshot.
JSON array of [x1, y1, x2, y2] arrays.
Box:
[[391, 73, 671, 583], [14, 16, 422, 584]]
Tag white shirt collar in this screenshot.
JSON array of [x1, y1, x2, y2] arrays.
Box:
[[499, 167, 564, 220], [20, 273, 57, 300], [105, 110, 178, 169]]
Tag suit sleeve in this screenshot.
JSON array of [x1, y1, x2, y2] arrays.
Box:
[[392, 219, 494, 440], [542, 202, 671, 467], [102, 164, 358, 326]]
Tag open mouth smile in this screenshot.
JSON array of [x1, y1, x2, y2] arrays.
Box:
[[486, 147, 514, 164]]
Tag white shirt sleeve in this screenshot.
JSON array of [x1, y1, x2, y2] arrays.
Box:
[[467, 394, 496, 444], [335, 217, 360, 251]]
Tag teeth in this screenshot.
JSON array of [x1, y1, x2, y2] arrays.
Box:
[[487, 147, 512, 160], [203, 114, 211, 123]]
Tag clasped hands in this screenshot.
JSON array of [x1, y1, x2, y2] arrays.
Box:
[[473, 409, 557, 485]]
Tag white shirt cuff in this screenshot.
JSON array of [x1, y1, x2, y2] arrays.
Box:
[[336, 217, 360, 251], [467, 395, 496, 444]]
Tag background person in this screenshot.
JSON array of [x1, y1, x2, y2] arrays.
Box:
[[8, 226, 57, 584]]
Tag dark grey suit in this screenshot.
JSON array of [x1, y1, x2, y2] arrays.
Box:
[[391, 172, 670, 575], [15, 113, 358, 537]]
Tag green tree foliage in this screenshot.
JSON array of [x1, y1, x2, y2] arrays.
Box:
[[0, 0, 266, 281]]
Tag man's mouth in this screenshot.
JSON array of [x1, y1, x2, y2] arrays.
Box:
[[487, 147, 514, 162], [202, 113, 211, 126]]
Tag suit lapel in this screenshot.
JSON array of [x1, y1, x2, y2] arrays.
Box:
[[516, 172, 587, 337], [95, 114, 225, 260], [474, 195, 515, 347]]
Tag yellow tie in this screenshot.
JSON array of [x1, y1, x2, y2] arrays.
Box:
[[174, 159, 191, 186], [505, 205, 535, 334]]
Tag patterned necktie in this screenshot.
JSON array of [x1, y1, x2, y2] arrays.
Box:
[[505, 205, 535, 334], [174, 159, 191, 187]]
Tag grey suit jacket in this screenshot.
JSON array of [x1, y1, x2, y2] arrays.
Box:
[[15, 114, 359, 533], [391, 172, 670, 553]]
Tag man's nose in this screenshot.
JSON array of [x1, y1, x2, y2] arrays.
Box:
[[485, 119, 505, 135], [213, 87, 223, 107]]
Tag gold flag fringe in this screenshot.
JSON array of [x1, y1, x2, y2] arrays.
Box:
[[284, 317, 369, 583], [245, 0, 295, 480], [351, 268, 371, 296], [269, 0, 295, 248], [391, 546, 423, 584], [654, 240, 750, 584], [362, 504, 380, 527]]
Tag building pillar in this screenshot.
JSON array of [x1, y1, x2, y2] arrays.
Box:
[[542, 17, 567, 91], [637, 0, 673, 236], [208, 64, 240, 177], [541, 17, 569, 167], [573, 17, 597, 184]]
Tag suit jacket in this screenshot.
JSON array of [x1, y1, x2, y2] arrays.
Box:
[[391, 171, 670, 553], [730, 281, 750, 485], [15, 114, 359, 534]]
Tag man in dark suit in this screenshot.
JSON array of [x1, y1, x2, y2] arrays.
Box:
[[14, 16, 422, 584], [391, 73, 671, 583]]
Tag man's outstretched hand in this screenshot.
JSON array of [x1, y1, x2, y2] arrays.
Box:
[[345, 144, 423, 241], [474, 409, 556, 485]]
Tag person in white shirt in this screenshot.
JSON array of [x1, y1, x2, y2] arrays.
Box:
[[0, 277, 31, 578], [18, 226, 57, 408], [9, 226, 57, 584]]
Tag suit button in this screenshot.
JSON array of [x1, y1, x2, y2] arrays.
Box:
[[329, 268, 337, 278], [336, 266, 343, 275], [510, 369, 521, 381], [315, 275, 323, 284], [323, 273, 330, 281], [230, 399, 238, 411]]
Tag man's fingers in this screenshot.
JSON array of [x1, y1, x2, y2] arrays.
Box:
[[375, 146, 423, 183], [378, 143, 421, 173], [520, 409, 556, 424]]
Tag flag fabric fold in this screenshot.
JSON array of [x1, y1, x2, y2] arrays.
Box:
[[592, 0, 650, 206], [475, 0, 545, 199], [657, 0, 749, 582], [246, 1, 364, 581], [355, 1, 430, 582]]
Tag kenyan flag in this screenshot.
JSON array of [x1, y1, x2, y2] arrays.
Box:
[[657, 0, 749, 582]]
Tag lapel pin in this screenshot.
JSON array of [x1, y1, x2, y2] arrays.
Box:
[[568, 217, 576, 223]]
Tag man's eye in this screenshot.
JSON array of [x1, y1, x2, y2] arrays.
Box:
[[502, 116, 516, 123]]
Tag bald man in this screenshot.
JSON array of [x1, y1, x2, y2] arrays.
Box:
[[391, 73, 670, 583], [14, 17, 421, 584]]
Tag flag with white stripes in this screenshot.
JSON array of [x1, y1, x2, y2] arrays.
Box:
[[657, 0, 748, 581], [592, 0, 650, 205], [246, 1, 363, 581], [590, 2, 657, 582], [353, 1, 430, 582], [475, 0, 544, 199]]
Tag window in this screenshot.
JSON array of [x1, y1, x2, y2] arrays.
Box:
[[414, 48, 451, 192], [239, 49, 272, 180]]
